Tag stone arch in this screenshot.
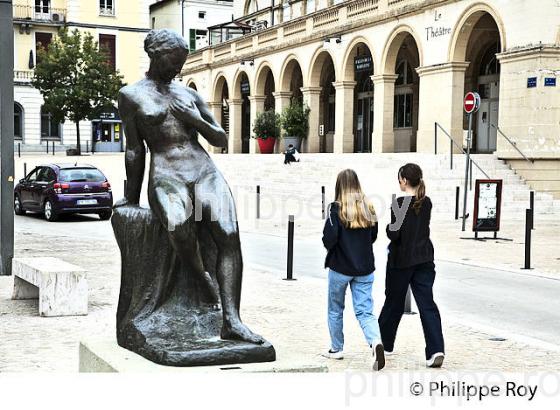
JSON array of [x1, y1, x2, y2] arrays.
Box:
[[212, 73, 229, 102], [244, 0, 259, 15], [232, 68, 253, 99], [185, 78, 198, 90], [381, 24, 424, 75], [279, 54, 303, 90], [341, 35, 376, 81], [278, 54, 304, 104], [308, 46, 337, 87], [254, 61, 275, 95], [14, 101, 24, 141], [341, 37, 376, 153], [449, 2, 506, 62]]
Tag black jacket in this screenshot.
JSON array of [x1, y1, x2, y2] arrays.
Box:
[[322, 202, 378, 276], [386, 196, 434, 269]]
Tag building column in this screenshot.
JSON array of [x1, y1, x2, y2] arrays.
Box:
[[371, 74, 398, 153], [227, 99, 243, 153], [273, 91, 293, 152], [416, 62, 469, 154], [300, 86, 322, 153], [273, 91, 292, 114], [206, 101, 223, 153], [333, 81, 356, 153], [248, 95, 266, 153], [497, 47, 560, 158]]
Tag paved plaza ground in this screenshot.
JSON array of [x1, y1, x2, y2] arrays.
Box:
[[1, 153, 559, 372]]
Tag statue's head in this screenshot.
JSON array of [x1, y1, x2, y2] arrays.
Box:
[[144, 29, 189, 82]]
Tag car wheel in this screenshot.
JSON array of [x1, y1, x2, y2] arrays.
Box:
[[98, 210, 112, 220], [14, 194, 26, 216], [43, 200, 59, 222]]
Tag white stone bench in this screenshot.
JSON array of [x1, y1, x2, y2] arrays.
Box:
[[12, 257, 88, 317]]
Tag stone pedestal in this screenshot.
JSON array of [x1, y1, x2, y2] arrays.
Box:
[[111, 205, 275, 367], [79, 339, 327, 373]]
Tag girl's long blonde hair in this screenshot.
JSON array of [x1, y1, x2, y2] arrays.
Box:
[[334, 169, 377, 229]]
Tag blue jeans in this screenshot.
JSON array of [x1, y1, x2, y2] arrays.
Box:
[[327, 269, 381, 352]]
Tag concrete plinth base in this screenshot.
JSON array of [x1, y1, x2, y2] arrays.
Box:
[[79, 340, 328, 373]]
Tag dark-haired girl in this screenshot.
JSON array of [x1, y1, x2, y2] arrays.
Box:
[[378, 163, 445, 368]]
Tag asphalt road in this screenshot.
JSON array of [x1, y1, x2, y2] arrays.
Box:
[[13, 212, 560, 348]]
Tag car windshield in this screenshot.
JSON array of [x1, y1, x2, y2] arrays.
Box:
[[59, 168, 105, 182]]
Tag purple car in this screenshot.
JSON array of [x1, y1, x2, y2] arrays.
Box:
[[14, 163, 113, 222]]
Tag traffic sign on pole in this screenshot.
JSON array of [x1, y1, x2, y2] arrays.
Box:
[[464, 92, 481, 114], [461, 92, 480, 231]]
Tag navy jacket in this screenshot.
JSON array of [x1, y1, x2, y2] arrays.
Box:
[[322, 202, 378, 276], [386, 196, 434, 269]]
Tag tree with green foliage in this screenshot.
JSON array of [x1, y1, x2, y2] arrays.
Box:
[[32, 28, 125, 155]]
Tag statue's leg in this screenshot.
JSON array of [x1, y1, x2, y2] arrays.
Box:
[[197, 173, 265, 344], [148, 179, 220, 306]]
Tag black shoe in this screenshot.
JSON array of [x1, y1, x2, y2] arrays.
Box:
[[372, 343, 385, 371]]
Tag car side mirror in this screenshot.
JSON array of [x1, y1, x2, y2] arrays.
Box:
[[19, 179, 25, 184]]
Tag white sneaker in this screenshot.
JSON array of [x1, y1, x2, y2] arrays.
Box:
[[426, 352, 445, 368], [321, 349, 344, 360], [372, 343, 385, 371], [384, 349, 395, 356]]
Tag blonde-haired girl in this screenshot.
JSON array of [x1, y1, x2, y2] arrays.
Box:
[[322, 169, 385, 371]]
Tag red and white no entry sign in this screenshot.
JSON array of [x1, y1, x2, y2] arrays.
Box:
[[464, 92, 481, 114]]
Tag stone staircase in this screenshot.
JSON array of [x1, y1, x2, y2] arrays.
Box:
[[211, 153, 560, 223]]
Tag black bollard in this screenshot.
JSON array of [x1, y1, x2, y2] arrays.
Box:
[[284, 215, 296, 281], [455, 186, 460, 220], [52, 141, 55, 156], [256, 185, 260, 219], [124, 180, 127, 195], [530, 191, 535, 230], [46, 141, 49, 154], [86, 140, 89, 154], [18, 143, 21, 158], [321, 186, 326, 219], [404, 286, 416, 315], [23, 162, 27, 177], [523, 208, 532, 269]]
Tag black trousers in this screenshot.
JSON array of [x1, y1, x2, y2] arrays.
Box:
[[284, 153, 296, 164], [378, 261, 444, 359]]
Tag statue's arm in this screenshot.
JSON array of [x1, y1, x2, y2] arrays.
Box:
[[117, 90, 145, 206], [192, 91, 228, 148]]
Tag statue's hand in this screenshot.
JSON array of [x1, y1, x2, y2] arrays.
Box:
[[170, 99, 202, 126]]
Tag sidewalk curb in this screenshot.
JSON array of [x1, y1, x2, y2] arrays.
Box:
[[436, 258, 560, 282]]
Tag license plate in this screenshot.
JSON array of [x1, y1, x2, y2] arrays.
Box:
[[77, 199, 97, 206]]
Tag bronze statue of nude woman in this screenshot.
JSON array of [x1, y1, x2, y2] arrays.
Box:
[[112, 29, 274, 366]]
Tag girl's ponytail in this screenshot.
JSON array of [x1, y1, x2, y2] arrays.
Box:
[[413, 178, 425, 215]]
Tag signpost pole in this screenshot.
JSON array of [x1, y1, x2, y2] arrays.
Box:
[[0, 1, 15, 276], [462, 112, 472, 231]]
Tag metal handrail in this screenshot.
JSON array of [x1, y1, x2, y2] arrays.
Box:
[[434, 122, 490, 179], [491, 124, 534, 164]]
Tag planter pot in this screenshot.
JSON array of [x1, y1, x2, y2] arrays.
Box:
[[257, 137, 276, 154], [283, 136, 302, 152]]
